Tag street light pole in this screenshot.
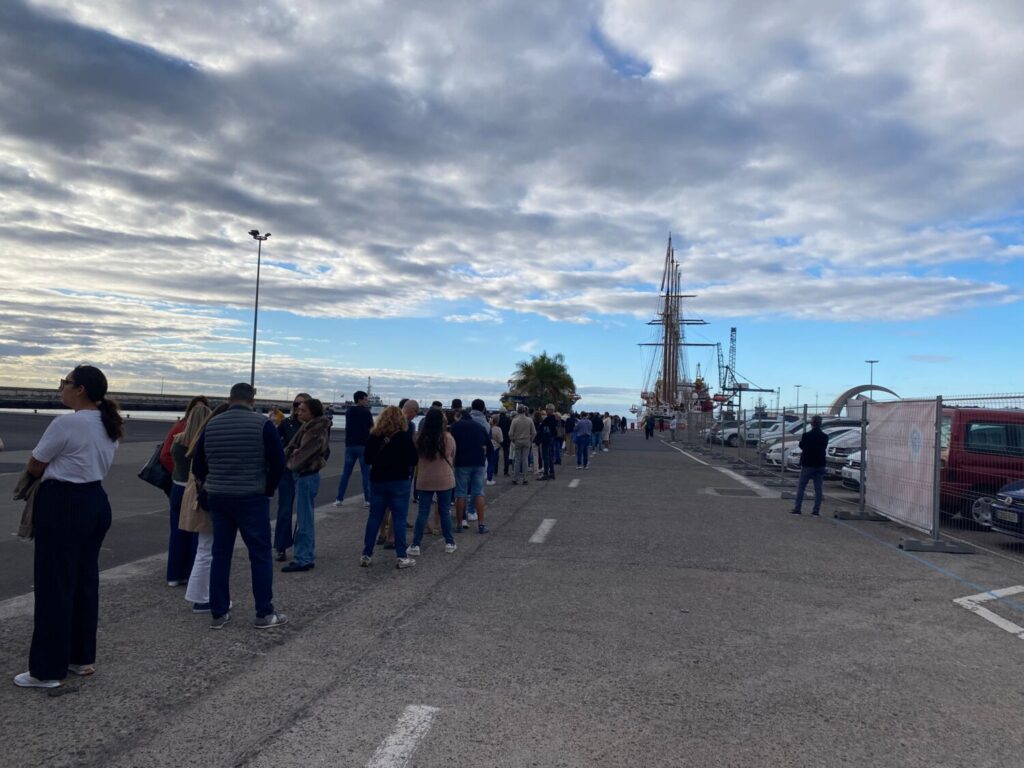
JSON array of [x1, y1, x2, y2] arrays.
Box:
[[794, 384, 802, 409], [865, 359, 878, 390], [248, 229, 271, 388]]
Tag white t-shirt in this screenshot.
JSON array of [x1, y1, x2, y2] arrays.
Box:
[[32, 410, 119, 483]]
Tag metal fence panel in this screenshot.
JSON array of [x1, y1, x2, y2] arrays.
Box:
[[865, 399, 937, 535]]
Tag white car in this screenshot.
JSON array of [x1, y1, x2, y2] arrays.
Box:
[[841, 450, 865, 490], [763, 426, 856, 467], [825, 431, 864, 477]]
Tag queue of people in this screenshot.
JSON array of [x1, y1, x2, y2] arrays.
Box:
[[13, 369, 630, 688]]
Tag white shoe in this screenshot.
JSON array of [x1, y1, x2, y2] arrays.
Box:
[[445, 543, 457, 554], [14, 672, 61, 689], [333, 499, 344, 507], [461, 520, 469, 529], [359, 555, 372, 567], [396, 557, 416, 570], [467, 512, 479, 522], [407, 545, 421, 556], [486, 480, 496, 486], [602, 448, 609, 452], [363, 500, 370, 508]]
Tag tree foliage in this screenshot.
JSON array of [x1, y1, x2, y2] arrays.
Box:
[[507, 351, 578, 411]]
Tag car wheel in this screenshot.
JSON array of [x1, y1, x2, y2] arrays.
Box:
[[970, 495, 994, 528], [727, 435, 738, 447]]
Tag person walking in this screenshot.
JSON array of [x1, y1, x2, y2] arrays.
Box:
[[668, 411, 679, 443], [509, 404, 536, 485], [498, 408, 513, 476], [540, 404, 559, 481], [573, 413, 592, 469], [167, 403, 210, 588], [644, 412, 655, 440], [14, 365, 122, 688], [281, 398, 331, 573], [361, 406, 419, 568], [334, 390, 373, 508], [601, 411, 612, 451], [191, 383, 287, 630], [791, 415, 830, 517], [274, 393, 310, 562], [451, 405, 491, 532], [408, 408, 457, 556]]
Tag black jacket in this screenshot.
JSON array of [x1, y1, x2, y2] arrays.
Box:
[[799, 427, 829, 468], [365, 430, 418, 483]]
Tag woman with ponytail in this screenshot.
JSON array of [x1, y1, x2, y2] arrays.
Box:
[[15, 365, 122, 689], [166, 403, 209, 588]]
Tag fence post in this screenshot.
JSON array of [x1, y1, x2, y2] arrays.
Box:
[[834, 399, 887, 521], [899, 395, 973, 553]]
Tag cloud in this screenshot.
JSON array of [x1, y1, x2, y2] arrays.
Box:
[[908, 354, 954, 364], [515, 340, 540, 354], [1, 0, 1023, 391]]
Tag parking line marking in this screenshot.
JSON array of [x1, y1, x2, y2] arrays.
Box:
[[953, 585, 1024, 639], [366, 704, 438, 768], [529, 519, 557, 544], [568, 479, 580, 488]]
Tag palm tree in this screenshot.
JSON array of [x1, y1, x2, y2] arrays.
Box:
[[507, 351, 578, 411]]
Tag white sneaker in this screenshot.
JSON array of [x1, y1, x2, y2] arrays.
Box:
[[14, 672, 61, 689], [333, 499, 344, 507], [445, 543, 457, 554], [396, 557, 416, 569], [407, 545, 421, 556], [603, 448, 609, 452], [364, 501, 370, 508], [486, 479, 496, 486], [461, 520, 469, 529], [359, 555, 372, 567], [467, 511, 479, 522]]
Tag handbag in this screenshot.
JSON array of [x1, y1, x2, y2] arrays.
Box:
[[138, 443, 172, 494], [178, 477, 212, 534]]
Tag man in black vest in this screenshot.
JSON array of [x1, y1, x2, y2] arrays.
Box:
[[792, 415, 830, 517], [192, 382, 287, 629]]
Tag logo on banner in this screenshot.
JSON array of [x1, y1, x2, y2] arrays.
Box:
[[909, 427, 923, 459]]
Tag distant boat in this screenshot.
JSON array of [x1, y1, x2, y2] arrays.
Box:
[[328, 377, 386, 418]]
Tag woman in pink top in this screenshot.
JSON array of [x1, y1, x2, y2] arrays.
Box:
[[408, 408, 457, 555]]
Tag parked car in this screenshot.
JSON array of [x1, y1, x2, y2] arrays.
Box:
[[825, 430, 863, 478], [940, 407, 1024, 527], [739, 419, 782, 446], [704, 419, 738, 444], [780, 427, 857, 471], [988, 480, 1024, 539], [841, 450, 865, 490]]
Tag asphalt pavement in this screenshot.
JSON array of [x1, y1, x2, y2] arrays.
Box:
[[2, 430, 1024, 767]]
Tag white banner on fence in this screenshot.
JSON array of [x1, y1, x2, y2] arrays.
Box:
[[866, 400, 936, 535]]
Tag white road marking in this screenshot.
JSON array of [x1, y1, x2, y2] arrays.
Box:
[[366, 704, 438, 768], [568, 478, 580, 488], [663, 442, 779, 498], [0, 505, 335, 622], [953, 585, 1024, 639], [529, 518, 557, 544]]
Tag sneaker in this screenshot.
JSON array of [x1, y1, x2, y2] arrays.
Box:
[[255, 612, 289, 629], [461, 520, 469, 529], [811, 511, 821, 517], [602, 448, 609, 452], [396, 557, 416, 570], [275, 550, 287, 562], [333, 499, 344, 507], [486, 479, 496, 486], [467, 511, 479, 522], [13, 672, 61, 689], [210, 612, 232, 630], [192, 602, 212, 613], [576, 465, 581, 470], [167, 580, 183, 587], [478, 524, 490, 534], [522, 479, 529, 485], [445, 543, 457, 554], [512, 480, 519, 485], [790, 509, 801, 515], [407, 545, 421, 556], [359, 555, 372, 567], [67, 664, 95, 677], [363, 500, 371, 508], [281, 562, 314, 572]]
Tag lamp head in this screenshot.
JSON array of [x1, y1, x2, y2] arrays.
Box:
[[248, 229, 260, 238]]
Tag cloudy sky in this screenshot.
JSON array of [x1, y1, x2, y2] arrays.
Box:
[[2, 0, 1023, 413]]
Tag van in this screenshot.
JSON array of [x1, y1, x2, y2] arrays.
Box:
[[940, 407, 1024, 526]]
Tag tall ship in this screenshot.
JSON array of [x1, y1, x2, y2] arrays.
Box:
[[634, 236, 712, 418]]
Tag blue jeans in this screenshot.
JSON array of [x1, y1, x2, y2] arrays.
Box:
[[293, 472, 319, 566], [592, 431, 601, 449], [554, 439, 562, 465], [167, 483, 198, 582], [208, 494, 274, 618], [794, 466, 826, 514], [575, 436, 590, 467], [414, 489, 455, 546], [487, 447, 499, 481], [542, 441, 556, 477], [363, 479, 411, 558], [273, 469, 296, 554], [336, 445, 369, 503]]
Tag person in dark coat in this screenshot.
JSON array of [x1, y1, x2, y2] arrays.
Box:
[[791, 415, 830, 516]]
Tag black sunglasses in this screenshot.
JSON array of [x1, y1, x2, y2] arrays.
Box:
[[59, 378, 78, 390]]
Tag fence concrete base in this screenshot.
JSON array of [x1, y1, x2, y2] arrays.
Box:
[[833, 508, 889, 522], [899, 537, 975, 554]]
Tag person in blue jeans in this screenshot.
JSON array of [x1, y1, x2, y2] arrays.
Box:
[[191, 382, 288, 630], [281, 398, 331, 572], [335, 390, 374, 507], [360, 406, 419, 568], [409, 408, 457, 555], [274, 392, 309, 561], [451, 402, 491, 533], [574, 414, 592, 468], [791, 415, 830, 516]]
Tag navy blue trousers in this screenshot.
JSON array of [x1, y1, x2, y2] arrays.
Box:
[[30, 480, 111, 681]]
